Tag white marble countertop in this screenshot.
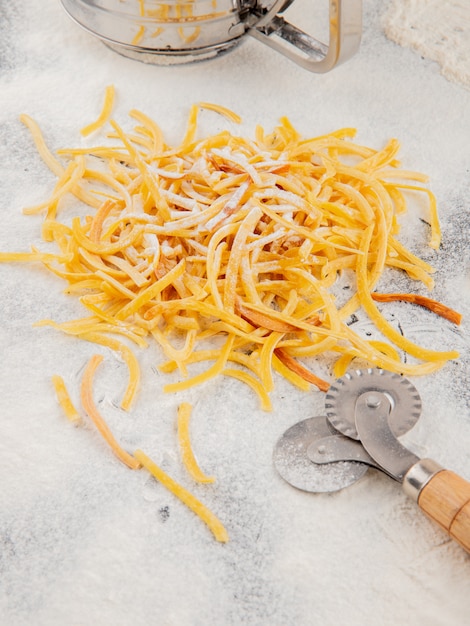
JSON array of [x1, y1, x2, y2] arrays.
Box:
[[1, 2, 469, 625]]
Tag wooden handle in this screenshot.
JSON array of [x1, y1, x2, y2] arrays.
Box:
[[418, 470, 470, 553]]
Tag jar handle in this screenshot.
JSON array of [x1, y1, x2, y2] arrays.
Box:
[[248, 0, 362, 73]]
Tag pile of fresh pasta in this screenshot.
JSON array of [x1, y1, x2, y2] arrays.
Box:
[[0, 87, 461, 541]]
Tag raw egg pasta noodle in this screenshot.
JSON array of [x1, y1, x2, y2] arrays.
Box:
[[80, 86, 116, 137], [80, 354, 141, 470], [6, 99, 460, 412], [51, 375, 82, 425], [134, 449, 229, 543], [177, 402, 215, 484]]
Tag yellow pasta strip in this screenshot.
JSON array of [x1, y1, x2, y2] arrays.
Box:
[[134, 449, 229, 543], [81, 355, 141, 469], [259, 330, 284, 392], [129, 109, 165, 154], [78, 332, 140, 410], [164, 334, 235, 393], [237, 299, 338, 337], [372, 292, 462, 325], [177, 26, 201, 44], [80, 85, 116, 137], [95, 269, 137, 299], [89, 199, 117, 242], [131, 25, 145, 46], [197, 102, 242, 124], [222, 368, 272, 411], [19, 114, 64, 177], [333, 353, 354, 378], [151, 327, 197, 373], [356, 225, 459, 362], [160, 348, 262, 383], [51, 375, 82, 424], [180, 103, 199, 149], [274, 347, 330, 391], [177, 402, 215, 484], [0, 251, 72, 264], [333, 340, 400, 378], [223, 207, 262, 314], [271, 354, 310, 391], [23, 158, 86, 215], [117, 258, 186, 321], [392, 183, 441, 249], [72, 217, 144, 256], [342, 325, 446, 376], [37, 317, 148, 348], [108, 119, 171, 221]]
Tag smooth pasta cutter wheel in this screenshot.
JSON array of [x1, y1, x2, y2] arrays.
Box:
[[272, 414, 370, 493], [273, 368, 470, 553]]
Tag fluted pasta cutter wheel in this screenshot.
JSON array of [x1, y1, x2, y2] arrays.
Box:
[[325, 369, 422, 440], [273, 369, 422, 493]]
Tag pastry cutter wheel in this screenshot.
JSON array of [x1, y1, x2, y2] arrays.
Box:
[[274, 368, 470, 553]]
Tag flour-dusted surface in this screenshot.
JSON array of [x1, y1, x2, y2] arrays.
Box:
[[1, 1, 470, 625], [383, 0, 470, 90]]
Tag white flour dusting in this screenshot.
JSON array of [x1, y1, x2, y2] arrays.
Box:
[[383, 0, 470, 90], [1, 2, 470, 626]]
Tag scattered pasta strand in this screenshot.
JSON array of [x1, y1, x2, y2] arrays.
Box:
[[80, 85, 116, 137], [19, 113, 64, 177], [134, 449, 229, 543], [19, 114, 101, 209], [372, 292, 462, 325], [197, 102, 242, 124], [395, 183, 441, 249], [52, 375, 82, 424], [80, 354, 141, 470], [78, 332, 140, 410], [177, 402, 215, 484], [222, 368, 273, 411]]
